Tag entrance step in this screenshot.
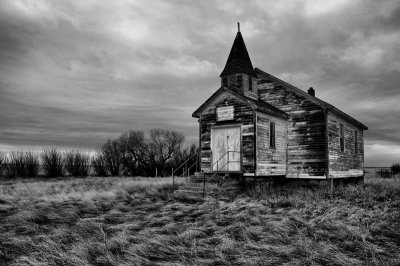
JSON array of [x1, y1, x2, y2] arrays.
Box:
[[174, 174, 241, 199]]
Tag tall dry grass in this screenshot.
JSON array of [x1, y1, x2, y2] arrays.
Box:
[[0, 176, 399, 265]]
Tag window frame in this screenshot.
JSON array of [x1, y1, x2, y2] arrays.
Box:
[[249, 76, 253, 92], [270, 121, 276, 149], [354, 130, 358, 155], [339, 123, 344, 152]]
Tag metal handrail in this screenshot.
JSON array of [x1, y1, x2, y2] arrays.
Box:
[[204, 150, 229, 173], [187, 161, 198, 173], [172, 153, 198, 188], [173, 153, 197, 175], [207, 150, 241, 171], [202, 150, 241, 197]]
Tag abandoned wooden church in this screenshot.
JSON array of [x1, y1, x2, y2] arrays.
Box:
[[192, 25, 368, 183]]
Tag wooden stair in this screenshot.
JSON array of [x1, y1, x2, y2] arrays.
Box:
[[174, 172, 241, 199]]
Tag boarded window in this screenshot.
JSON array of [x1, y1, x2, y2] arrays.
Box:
[[270, 122, 276, 148], [236, 75, 242, 89], [354, 130, 358, 155], [249, 76, 253, 92], [340, 123, 344, 152], [222, 77, 228, 87]]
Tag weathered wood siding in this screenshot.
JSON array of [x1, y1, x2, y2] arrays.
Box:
[[256, 112, 287, 176], [222, 74, 258, 100], [199, 91, 255, 174], [327, 113, 364, 177], [257, 80, 327, 178]]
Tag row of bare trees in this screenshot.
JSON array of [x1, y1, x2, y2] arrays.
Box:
[[93, 129, 197, 177], [0, 148, 91, 178], [0, 129, 198, 178]]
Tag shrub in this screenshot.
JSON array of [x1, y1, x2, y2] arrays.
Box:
[[41, 147, 64, 178], [0, 151, 8, 177], [7, 151, 26, 178], [64, 150, 91, 177], [92, 153, 108, 176], [391, 163, 400, 175], [24, 151, 40, 177]]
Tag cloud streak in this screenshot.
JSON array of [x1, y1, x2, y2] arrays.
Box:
[[0, 0, 399, 166]]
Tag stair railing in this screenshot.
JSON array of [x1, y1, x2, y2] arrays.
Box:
[[172, 153, 198, 188], [202, 150, 241, 197]]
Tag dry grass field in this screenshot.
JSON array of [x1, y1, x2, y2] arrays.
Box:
[[1, 175, 400, 265]]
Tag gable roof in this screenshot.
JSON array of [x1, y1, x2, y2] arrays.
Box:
[[255, 68, 368, 130], [220, 31, 257, 77], [192, 87, 289, 119]]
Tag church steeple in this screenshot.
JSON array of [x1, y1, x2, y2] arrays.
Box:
[[220, 23, 257, 99], [220, 23, 256, 77]]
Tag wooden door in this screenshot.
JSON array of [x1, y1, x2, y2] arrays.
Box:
[[211, 126, 241, 172]]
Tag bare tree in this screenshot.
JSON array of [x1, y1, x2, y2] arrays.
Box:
[[148, 129, 184, 176], [119, 131, 148, 176], [101, 139, 122, 176], [169, 143, 198, 176], [92, 153, 108, 176]]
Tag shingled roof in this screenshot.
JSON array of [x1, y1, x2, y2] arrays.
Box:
[[219, 30, 257, 77]]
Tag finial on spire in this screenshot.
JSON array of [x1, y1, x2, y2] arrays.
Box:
[[237, 22, 240, 32]]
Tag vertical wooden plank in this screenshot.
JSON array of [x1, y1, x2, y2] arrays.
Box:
[[325, 110, 329, 179], [286, 118, 289, 175], [198, 115, 202, 172], [254, 112, 257, 176]]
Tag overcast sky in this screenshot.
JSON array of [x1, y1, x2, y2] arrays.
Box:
[[1, 0, 400, 166]]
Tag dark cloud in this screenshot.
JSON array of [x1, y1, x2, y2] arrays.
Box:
[[0, 0, 399, 166]]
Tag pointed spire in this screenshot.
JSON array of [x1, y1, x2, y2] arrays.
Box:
[[220, 23, 256, 77]]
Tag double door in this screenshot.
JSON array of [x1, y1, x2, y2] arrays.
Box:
[[210, 126, 241, 172]]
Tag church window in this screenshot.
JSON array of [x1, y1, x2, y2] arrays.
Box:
[[340, 124, 344, 152], [354, 130, 358, 155], [270, 122, 276, 148], [249, 76, 253, 91]]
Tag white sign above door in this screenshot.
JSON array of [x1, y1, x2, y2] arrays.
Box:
[[217, 106, 234, 121]]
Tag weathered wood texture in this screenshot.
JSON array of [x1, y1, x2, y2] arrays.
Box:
[[256, 112, 287, 176], [327, 113, 364, 177], [257, 80, 327, 178], [223, 74, 258, 100], [199, 91, 255, 174], [210, 126, 241, 171]]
